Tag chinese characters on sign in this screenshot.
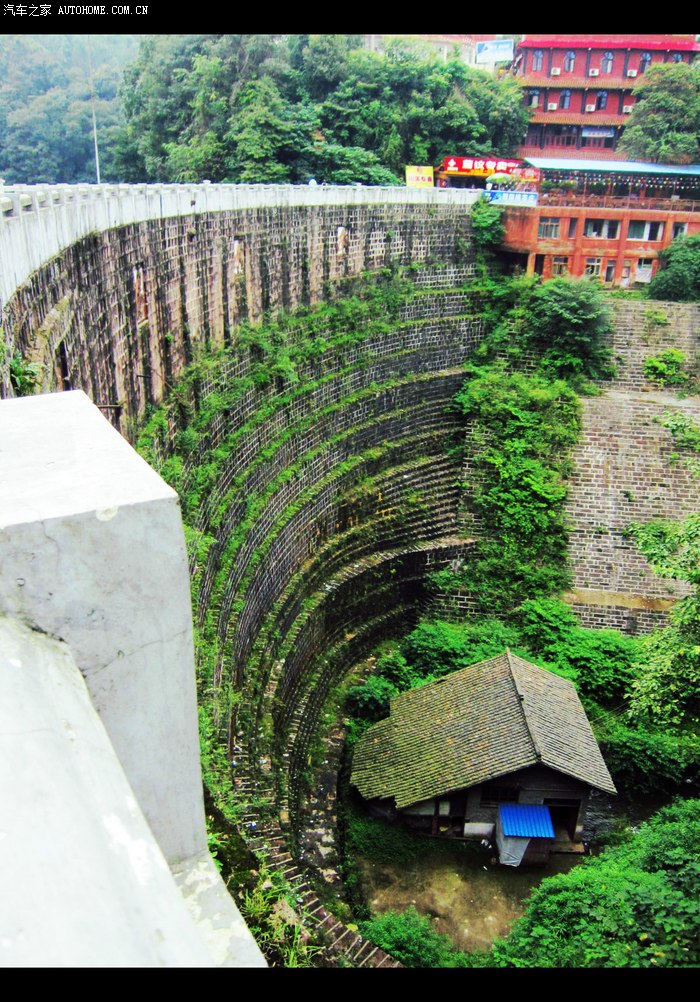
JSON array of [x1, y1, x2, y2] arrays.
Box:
[[486, 190, 539, 207], [4, 4, 51, 12], [441, 157, 540, 184], [405, 166, 435, 188]]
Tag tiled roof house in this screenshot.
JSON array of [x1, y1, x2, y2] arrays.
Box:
[[352, 650, 615, 859]]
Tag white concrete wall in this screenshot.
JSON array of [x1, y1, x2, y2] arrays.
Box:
[[0, 391, 265, 967], [0, 182, 480, 306]]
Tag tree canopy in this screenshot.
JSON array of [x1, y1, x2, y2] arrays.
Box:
[[0, 34, 139, 184], [619, 61, 700, 165], [648, 234, 700, 301], [115, 34, 529, 185]]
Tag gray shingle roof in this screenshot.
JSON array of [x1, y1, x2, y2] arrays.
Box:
[[351, 650, 616, 808]]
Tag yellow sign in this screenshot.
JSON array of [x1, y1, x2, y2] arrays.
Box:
[[406, 166, 434, 188]]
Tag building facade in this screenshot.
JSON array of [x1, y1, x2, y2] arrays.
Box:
[[513, 34, 700, 160], [500, 158, 700, 285], [503, 200, 700, 286]]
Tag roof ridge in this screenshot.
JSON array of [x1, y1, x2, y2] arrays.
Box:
[[505, 648, 542, 763]]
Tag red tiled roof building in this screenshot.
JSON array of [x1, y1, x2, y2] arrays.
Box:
[[514, 34, 700, 160]]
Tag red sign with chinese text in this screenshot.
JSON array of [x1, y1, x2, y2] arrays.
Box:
[[441, 157, 541, 184]]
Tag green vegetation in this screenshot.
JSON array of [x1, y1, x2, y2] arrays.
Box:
[[648, 234, 700, 302], [659, 410, 700, 478], [360, 907, 471, 968], [425, 275, 613, 616], [643, 348, 690, 387], [619, 61, 700, 165], [115, 35, 528, 184], [0, 34, 139, 184], [9, 353, 40, 396], [237, 865, 323, 967], [488, 799, 700, 968]]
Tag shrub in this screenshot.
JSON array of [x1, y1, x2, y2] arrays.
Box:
[[360, 907, 466, 967], [597, 719, 699, 794], [648, 234, 700, 302], [398, 619, 522, 679], [511, 598, 639, 702], [643, 348, 689, 387], [524, 277, 615, 383], [345, 675, 397, 722]]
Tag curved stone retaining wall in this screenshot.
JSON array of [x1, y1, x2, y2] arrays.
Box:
[[1, 187, 481, 965], [4, 185, 700, 965]]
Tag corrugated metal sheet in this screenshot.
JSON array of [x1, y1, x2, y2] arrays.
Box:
[[499, 803, 555, 838], [525, 156, 700, 177]]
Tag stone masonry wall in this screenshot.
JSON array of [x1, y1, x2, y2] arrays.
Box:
[[564, 299, 700, 632], [2, 198, 476, 440]]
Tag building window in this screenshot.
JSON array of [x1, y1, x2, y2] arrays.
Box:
[[559, 89, 571, 110], [584, 218, 620, 239], [480, 784, 519, 805], [636, 258, 654, 283], [602, 51, 614, 73], [628, 220, 665, 241], [604, 261, 616, 283], [552, 256, 569, 275], [568, 217, 578, 238], [526, 89, 540, 108], [639, 52, 652, 74], [532, 49, 544, 71], [585, 257, 602, 277], [672, 53, 684, 63], [673, 222, 688, 239], [538, 217, 560, 239], [596, 90, 608, 110], [564, 50, 576, 72]]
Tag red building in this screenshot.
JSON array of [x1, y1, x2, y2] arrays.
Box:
[[513, 34, 700, 160], [500, 158, 700, 286]]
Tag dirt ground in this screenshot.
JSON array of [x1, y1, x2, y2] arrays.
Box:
[[358, 847, 580, 953]]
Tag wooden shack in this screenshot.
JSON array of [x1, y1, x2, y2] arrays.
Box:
[[351, 650, 616, 864]]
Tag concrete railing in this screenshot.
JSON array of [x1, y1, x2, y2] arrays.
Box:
[[0, 182, 480, 307]]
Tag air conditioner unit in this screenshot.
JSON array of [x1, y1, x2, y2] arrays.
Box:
[[627, 68, 637, 77], [585, 104, 596, 112], [623, 106, 633, 114], [589, 68, 599, 77], [551, 67, 561, 75], [547, 103, 558, 111]]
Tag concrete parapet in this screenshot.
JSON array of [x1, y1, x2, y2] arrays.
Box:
[[0, 390, 265, 967], [0, 182, 479, 306]]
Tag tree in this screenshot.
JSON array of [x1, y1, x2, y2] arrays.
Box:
[[525, 277, 615, 382], [619, 62, 700, 164], [648, 234, 700, 301], [626, 514, 700, 728], [0, 34, 139, 183]]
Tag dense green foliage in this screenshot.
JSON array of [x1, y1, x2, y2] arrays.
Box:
[[115, 34, 528, 184], [345, 599, 642, 725], [648, 235, 700, 302], [643, 348, 690, 387], [0, 34, 139, 183], [619, 62, 700, 165], [489, 799, 700, 967], [444, 365, 581, 613], [360, 907, 469, 968], [426, 276, 613, 615], [524, 278, 615, 383]]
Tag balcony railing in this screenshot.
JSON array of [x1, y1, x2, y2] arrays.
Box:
[[539, 192, 700, 212]]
